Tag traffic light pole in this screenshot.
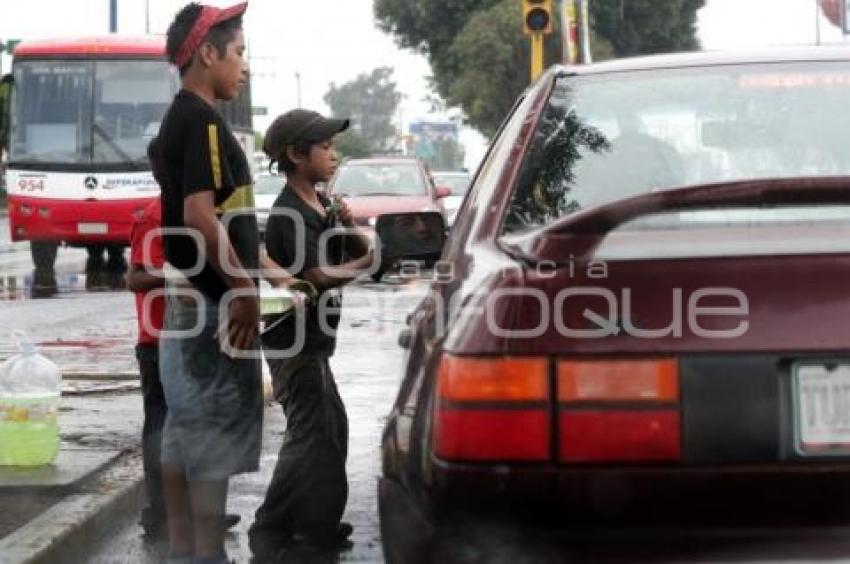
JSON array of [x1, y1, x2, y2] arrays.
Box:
[[530, 32, 544, 81], [522, 0, 553, 82]]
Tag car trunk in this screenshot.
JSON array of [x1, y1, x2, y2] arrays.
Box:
[[435, 180, 850, 469]]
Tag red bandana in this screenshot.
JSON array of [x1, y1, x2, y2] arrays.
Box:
[[173, 2, 247, 68]]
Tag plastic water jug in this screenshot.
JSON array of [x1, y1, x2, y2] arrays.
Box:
[[0, 332, 61, 466]]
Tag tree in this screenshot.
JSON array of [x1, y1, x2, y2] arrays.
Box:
[[254, 131, 264, 154], [590, 0, 704, 56], [447, 0, 559, 136], [333, 130, 375, 159], [375, 0, 704, 136], [323, 67, 402, 157], [374, 0, 499, 102], [419, 135, 465, 171]]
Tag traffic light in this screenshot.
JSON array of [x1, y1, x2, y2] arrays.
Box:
[[523, 0, 553, 35]]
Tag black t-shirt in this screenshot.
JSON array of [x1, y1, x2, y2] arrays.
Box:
[[158, 90, 258, 301], [264, 186, 344, 356]]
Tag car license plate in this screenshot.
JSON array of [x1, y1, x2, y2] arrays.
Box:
[[77, 223, 108, 235], [793, 362, 850, 455]]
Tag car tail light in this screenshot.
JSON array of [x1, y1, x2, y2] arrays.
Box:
[[433, 355, 550, 462], [557, 358, 681, 463], [558, 359, 678, 402], [439, 356, 548, 402]]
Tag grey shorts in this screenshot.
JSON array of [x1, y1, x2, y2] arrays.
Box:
[[159, 292, 262, 482]]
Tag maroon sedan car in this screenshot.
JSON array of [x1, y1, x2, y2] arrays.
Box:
[[379, 47, 850, 562]]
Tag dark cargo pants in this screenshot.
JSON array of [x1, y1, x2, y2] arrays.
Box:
[[136, 343, 167, 523], [249, 354, 349, 555]]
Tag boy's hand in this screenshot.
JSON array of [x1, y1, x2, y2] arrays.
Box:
[[338, 199, 354, 226], [368, 248, 399, 273], [226, 293, 260, 351]]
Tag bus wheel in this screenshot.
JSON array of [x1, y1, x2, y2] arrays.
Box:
[[31, 241, 58, 272]]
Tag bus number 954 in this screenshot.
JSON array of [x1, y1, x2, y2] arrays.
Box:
[[18, 179, 45, 192]]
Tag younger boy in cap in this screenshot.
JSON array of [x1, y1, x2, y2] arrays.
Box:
[[248, 110, 379, 559], [157, 3, 258, 563]]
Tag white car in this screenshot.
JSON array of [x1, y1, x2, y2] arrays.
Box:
[[432, 171, 471, 227], [254, 174, 284, 239]]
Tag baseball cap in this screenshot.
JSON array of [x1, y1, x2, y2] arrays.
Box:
[[173, 2, 248, 68], [263, 109, 350, 161]]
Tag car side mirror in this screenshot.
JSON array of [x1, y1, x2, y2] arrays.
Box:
[[375, 211, 446, 263], [435, 186, 451, 199]]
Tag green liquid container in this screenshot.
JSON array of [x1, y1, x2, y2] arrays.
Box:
[[0, 334, 61, 466], [0, 398, 59, 465]]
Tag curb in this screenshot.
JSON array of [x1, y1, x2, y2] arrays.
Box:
[[0, 450, 145, 564]]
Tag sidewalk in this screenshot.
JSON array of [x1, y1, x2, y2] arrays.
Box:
[[0, 391, 146, 563]]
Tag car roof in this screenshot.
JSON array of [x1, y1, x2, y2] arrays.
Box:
[[558, 46, 850, 76], [342, 157, 421, 166]]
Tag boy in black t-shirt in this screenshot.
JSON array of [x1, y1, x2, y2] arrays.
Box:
[[248, 109, 377, 559], [157, 4, 259, 563]]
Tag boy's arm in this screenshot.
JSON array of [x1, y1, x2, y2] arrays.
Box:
[[337, 199, 369, 258], [127, 207, 164, 293], [259, 251, 294, 288], [127, 264, 164, 293], [184, 191, 258, 349], [301, 251, 384, 292]]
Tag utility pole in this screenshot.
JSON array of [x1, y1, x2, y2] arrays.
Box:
[[562, 0, 578, 64], [294, 72, 302, 108], [109, 0, 118, 33], [576, 0, 592, 64]]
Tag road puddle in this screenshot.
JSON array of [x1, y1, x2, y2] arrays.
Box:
[[0, 271, 126, 300]]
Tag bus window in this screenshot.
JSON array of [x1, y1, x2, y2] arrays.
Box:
[[10, 61, 92, 165]]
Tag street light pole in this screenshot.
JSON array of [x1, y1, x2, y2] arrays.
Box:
[[294, 72, 302, 108], [576, 0, 592, 64], [109, 0, 118, 33]]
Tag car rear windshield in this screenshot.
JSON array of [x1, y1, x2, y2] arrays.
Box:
[[504, 61, 850, 234], [333, 162, 427, 197]]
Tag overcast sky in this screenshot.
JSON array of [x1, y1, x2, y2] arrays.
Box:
[[0, 0, 846, 168]]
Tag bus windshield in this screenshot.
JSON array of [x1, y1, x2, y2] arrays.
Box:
[[9, 59, 179, 168]]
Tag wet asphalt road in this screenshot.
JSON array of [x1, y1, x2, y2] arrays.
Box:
[[82, 279, 426, 563], [8, 214, 850, 562]]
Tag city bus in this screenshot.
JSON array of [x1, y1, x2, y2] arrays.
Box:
[[2, 36, 254, 282]]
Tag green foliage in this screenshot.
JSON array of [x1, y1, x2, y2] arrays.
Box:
[[448, 0, 562, 136], [421, 135, 465, 171], [323, 67, 402, 156], [590, 0, 705, 56], [334, 130, 375, 159], [374, 0, 499, 101], [254, 131, 264, 154], [375, 0, 704, 137]]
